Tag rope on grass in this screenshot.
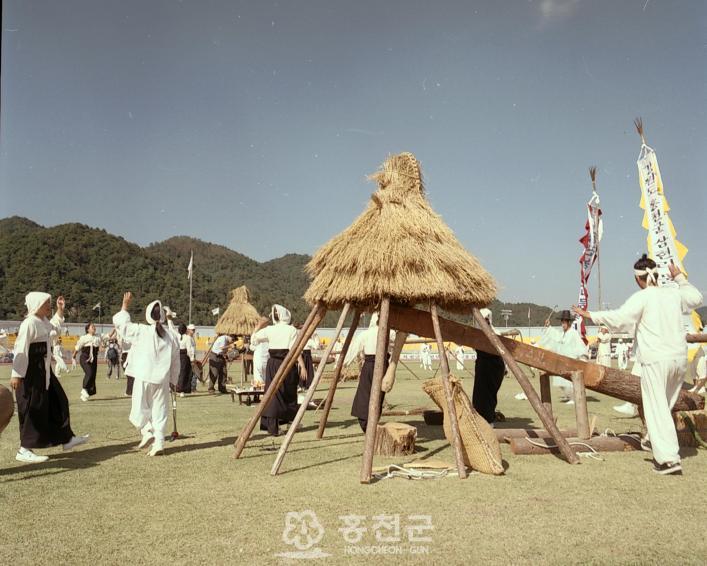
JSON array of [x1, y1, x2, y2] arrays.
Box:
[[372, 464, 461, 481], [524, 437, 605, 461]]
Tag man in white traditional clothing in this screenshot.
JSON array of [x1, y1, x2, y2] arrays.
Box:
[[596, 326, 612, 367], [454, 344, 465, 372], [249, 317, 269, 388], [690, 343, 706, 395], [537, 310, 588, 403], [615, 339, 629, 370], [113, 292, 180, 456], [10, 293, 89, 463], [420, 343, 433, 371], [574, 255, 703, 475]]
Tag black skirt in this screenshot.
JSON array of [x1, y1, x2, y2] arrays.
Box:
[[177, 349, 192, 393], [79, 346, 98, 395], [16, 342, 74, 448], [351, 354, 388, 420], [301, 349, 315, 388], [260, 349, 300, 434], [472, 350, 506, 424]]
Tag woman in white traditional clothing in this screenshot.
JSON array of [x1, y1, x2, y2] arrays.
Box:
[[574, 255, 703, 475], [73, 321, 101, 401], [537, 310, 588, 403], [596, 326, 612, 367], [251, 304, 301, 436], [10, 293, 89, 463], [113, 292, 180, 456], [52, 334, 69, 376], [345, 313, 395, 432]]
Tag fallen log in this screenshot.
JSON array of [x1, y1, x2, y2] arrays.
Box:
[[388, 305, 704, 412], [509, 435, 642, 455], [374, 422, 417, 457]]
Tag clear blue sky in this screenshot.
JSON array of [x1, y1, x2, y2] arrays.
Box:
[[1, 0, 705, 308]]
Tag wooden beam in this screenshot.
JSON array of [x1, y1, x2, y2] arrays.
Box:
[[360, 297, 390, 484], [539, 373, 553, 419], [687, 333, 707, 343], [510, 435, 641, 455], [271, 304, 351, 475], [430, 303, 468, 479], [232, 303, 326, 459], [387, 304, 704, 412], [471, 308, 580, 465], [571, 371, 590, 440], [316, 310, 361, 439]]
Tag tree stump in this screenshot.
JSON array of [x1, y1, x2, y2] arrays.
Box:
[[373, 422, 417, 457]]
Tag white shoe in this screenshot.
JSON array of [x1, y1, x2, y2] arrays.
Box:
[[564, 399, 575, 405], [138, 433, 154, 450], [147, 444, 165, 457], [613, 402, 638, 417], [179, 392, 185, 398], [514, 392, 528, 400], [80, 389, 89, 402], [16, 448, 49, 463], [63, 435, 90, 451]]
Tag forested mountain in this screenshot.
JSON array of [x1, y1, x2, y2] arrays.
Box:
[[0, 216, 557, 328]]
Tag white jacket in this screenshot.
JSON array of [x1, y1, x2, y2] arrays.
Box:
[[113, 310, 180, 385]]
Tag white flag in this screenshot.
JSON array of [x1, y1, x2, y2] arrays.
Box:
[[187, 251, 193, 280], [93, 302, 101, 310], [211, 307, 220, 316]]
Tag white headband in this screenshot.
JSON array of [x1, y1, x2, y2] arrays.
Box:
[[634, 267, 658, 285]]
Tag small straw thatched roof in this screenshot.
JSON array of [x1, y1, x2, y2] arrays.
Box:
[[304, 152, 497, 313], [214, 286, 261, 335]]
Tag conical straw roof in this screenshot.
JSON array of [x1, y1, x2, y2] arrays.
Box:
[[215, 286, 261, 335], [304, 152, 497, 313]]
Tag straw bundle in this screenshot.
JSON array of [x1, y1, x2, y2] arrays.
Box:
[[214, 286, 261, 336], [304, 152, 496, 313], [422, 376, 503, 475]]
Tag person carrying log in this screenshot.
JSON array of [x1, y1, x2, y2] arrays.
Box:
[[573, 255, 703, 475]]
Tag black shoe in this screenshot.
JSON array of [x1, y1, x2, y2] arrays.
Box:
[[652, 461, 682, 475]]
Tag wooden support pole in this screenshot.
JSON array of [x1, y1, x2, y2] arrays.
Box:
[[430, 303, 468, 480], [360, 297, 391, 484], [381, 331, 408, 393], [571, 370, 590, 440], [539, 373, 553, 419], [233, 303, 326, 459], [472, 308, 580, 465], [316, 310, 362, 439], [271, 304, 351, 475]]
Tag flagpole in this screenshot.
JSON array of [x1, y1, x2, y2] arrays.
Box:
[[188, 250, 193, 325]]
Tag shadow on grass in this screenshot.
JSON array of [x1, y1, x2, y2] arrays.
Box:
[[0, 440, 137, 481]]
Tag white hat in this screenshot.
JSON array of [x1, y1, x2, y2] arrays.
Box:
[[479, 308, 492, 322], [271, 304, 291, 324], [187, 324, 196, 330], [25, 292, 51, 316], [145, 300, 166, 325]]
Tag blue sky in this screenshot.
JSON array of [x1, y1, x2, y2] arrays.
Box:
[[1, 0, 705, 308]]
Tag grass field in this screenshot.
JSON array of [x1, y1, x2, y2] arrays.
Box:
[[1, 362, 705, 565]]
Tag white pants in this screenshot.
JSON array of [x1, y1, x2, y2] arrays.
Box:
[[640, 358, 686, 465], [54, 356, 68, 376], [130, 380, 171, 447], [253, 360, 267, 384]]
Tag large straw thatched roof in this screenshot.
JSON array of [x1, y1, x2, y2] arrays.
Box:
[[215, 286, 261, 335], [304, 152, 497, 313]]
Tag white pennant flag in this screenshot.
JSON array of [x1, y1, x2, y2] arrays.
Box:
[[211, 307, 220, 316], [187, 251, 193, 280], [93, 302, 101, 310]]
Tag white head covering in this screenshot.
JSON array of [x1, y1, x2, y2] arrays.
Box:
[[271, 304, 291, 324], [187, 324, 196, 331], [145, 300, 166, 325], [479, 308, 493, 323], [25, 292, 51, 317], [369, 312, 379, 328]]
